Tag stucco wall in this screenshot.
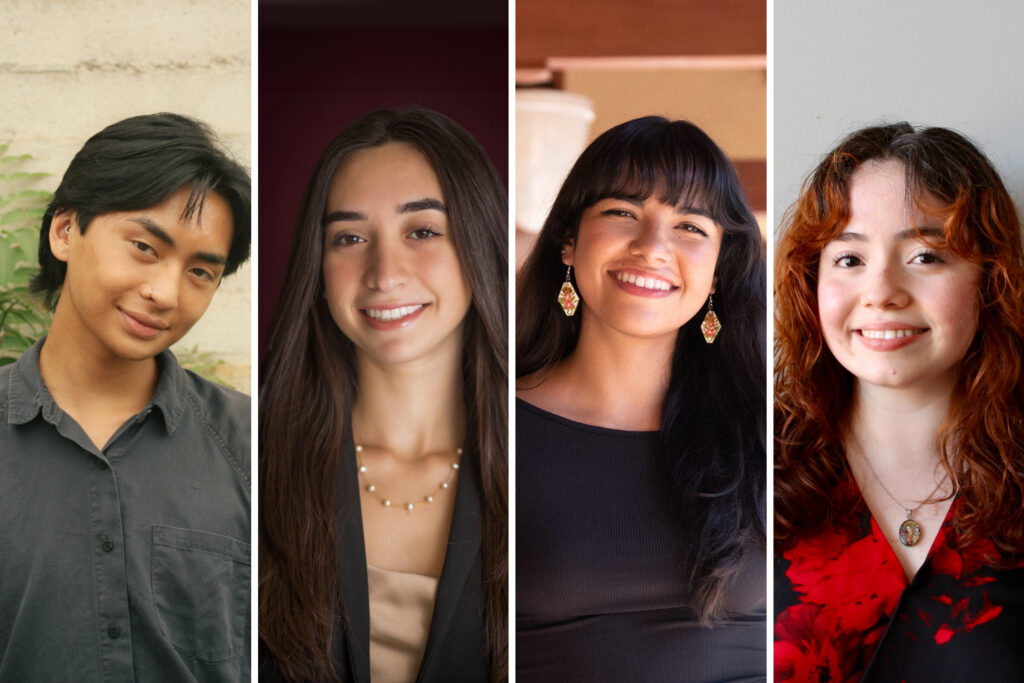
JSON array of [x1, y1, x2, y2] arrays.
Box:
[[0, 0, 251, 391]]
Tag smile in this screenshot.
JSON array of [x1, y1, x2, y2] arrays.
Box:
[[359, 304, 428, 330], [611, 271, 676, 292], [859, 328, 927, 340], [363, 304, 424, 322], [855, 326, 928, 351], [119, 308, 169, 340]]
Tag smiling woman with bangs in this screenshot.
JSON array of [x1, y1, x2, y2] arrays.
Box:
[[775, 123, 1024, 681], [516, 116, 767, 681]]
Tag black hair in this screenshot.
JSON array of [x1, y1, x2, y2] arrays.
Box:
[[31, 112, 251, 308], [517, 116, 766, 620]]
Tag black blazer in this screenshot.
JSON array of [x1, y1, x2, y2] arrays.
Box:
[[260, 432, 489, 682]]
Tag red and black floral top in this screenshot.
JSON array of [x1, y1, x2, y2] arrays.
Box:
[[775, 480, 1024, 682]]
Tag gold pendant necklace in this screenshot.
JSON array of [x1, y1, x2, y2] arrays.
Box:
[[859, 455, 946, 547], [356, 444, 461, 512]]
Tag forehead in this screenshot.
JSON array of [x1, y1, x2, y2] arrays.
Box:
[[327, 142, 442, 207], [95, 186, 234, 250], [845, 159, 943, 234]]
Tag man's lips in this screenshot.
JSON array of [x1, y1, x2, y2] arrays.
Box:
[[119, 308, 169, 339]]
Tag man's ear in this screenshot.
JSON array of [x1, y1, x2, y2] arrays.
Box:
[[48, 210, 76, 263], [561, 238, 575, 266]]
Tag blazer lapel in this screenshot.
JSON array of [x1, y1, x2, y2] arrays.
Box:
[[416, 446, 483, 680], [335, 432, 372, 683]]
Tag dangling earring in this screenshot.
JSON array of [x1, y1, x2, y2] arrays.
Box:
[[701, 294, 721, 343], [558, 266, 580, 317]]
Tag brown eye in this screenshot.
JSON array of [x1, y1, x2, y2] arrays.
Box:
[[910, 251, 943, 265], [331, 233, 365, 247], [678, 222, 708, 236], [409, 226, 442, 240], [833, 254, 863, 268]]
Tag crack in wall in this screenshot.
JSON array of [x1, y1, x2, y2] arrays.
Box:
[[0, 56, 248, 75]]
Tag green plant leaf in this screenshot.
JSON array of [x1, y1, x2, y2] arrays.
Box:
[[14, 189, 52, 201], [7, 172, 50, 181]]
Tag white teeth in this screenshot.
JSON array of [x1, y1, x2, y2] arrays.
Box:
[[861, 329, 923, 340], [615, 272, 671, 291], [364, 304, 424, 321]]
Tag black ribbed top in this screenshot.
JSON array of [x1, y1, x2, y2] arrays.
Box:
[[516, 398, 766, 682]]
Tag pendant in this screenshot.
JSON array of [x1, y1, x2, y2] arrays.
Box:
[[558, 281, 580, 317], [701, 310, 721, 343], [898, 515, 922, 546]]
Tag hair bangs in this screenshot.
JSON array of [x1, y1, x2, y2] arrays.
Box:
[[578, 124, 739, 230]]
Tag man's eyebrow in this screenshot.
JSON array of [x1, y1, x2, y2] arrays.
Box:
[[130, 218, 175, 246], [128, 217, 227, 267], [399, 198, 447, 214]]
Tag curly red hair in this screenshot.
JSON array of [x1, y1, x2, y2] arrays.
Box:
[[775, 123, 1024, 560]]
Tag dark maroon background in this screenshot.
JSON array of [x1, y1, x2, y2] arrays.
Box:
[[258, 2, 509, 359]]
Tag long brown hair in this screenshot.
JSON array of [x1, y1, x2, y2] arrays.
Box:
[[775, 123, 1024, 559], [260, 108, 508, 681], [517, 117, 766, 620]]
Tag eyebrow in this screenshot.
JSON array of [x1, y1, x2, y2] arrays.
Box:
[[322, 197, 447, 227], [399, 198, 447, 214], [129, 217, 228, 267], [323, 209, 367, 225], [598, 194, 713, 219], [832, 226, 945, 243]]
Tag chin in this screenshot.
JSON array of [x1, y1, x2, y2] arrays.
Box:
[[106, 335, 173, 362], [360, 342, 431, 367], [854, 367, 930, 390]]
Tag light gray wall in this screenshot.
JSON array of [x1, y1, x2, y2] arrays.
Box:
[[775, 0, 1024, 230], [0, 0, 251, 391]]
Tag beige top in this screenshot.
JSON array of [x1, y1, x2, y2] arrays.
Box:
[[366, 564, 439, 683]]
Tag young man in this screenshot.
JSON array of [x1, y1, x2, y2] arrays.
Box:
[[0, 113, 251, 681]]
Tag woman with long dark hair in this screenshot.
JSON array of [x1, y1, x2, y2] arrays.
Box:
[[775, 123, 1024, 681], [259, 109, 507, 682], [516, 116, 766, 680]]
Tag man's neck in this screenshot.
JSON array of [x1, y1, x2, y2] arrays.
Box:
[[38, 317, 161, 450]]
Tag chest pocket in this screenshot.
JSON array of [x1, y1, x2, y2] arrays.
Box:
[[151, 525, 250, 663]]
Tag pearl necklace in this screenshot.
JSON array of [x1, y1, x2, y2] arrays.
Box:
[[356, 444, 461, 512]]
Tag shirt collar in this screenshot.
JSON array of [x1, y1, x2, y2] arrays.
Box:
[[7, 337, 188, 434]]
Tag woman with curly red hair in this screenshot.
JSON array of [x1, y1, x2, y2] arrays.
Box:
[[774, 123, 1024, 681]]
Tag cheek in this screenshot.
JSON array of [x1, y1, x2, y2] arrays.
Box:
[[180, 288, 218, 322], [816, 278, 851, 340], [682, 240, 721, 285], [321, 256, 359, 305], [932, 279, 981, 340], [428, 250, 472, 312]]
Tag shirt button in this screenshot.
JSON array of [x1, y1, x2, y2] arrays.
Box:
[[96, 460, 108, 470], [101, 538, 114, 552], [107, 624, 121, 639]]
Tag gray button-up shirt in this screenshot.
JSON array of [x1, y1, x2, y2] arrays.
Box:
[[0, 340, 250, 682]]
